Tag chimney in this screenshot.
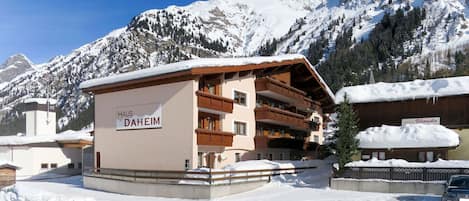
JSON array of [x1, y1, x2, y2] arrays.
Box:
[[23, 98, 57, 136]]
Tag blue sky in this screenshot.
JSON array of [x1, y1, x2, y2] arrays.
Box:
[[0, 0, 198, 64]]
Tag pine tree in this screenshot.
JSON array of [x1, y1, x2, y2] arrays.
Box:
[[334, 94, 359, 172]]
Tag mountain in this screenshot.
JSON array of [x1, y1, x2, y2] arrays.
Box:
[[1, 0, 469, 135], [0, 54, 34, 85]]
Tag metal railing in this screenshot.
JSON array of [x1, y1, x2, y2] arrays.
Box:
[[84, 166, 317, 185], [339, 167, 469, 181]]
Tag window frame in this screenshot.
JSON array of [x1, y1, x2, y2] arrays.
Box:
[[234, 121, 247, 136], [233, 90, 248, 107]]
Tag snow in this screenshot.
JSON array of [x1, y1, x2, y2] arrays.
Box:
[[0, 130, 92, 146], [0, 160, 440, 201], [81, 54, 302, 89], [356, 124, 460, 149], [0, 160, 20, 170], [23, 98, 57, 105], [347, 158, 469, 168], [335, 76, 469, 104]]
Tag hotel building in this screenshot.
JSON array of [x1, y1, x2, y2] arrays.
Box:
[[80, 54, 335, 171]]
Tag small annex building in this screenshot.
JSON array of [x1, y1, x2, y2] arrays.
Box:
[[0, 161, 20, 187], [80, 54, 335, 172], [335, 76, 469, 161], [0, 98, 93, 179]]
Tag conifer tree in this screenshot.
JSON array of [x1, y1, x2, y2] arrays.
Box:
[[334, 94, 359, 172]]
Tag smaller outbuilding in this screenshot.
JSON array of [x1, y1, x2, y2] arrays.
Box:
[[0, 161, 20, 187], [356, 124, 460, 162]]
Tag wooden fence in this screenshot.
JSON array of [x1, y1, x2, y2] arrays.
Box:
[[339, 166, 469, 181], [84, 166, 317, 185]]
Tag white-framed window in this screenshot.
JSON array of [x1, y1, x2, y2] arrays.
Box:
[[235, 153, 241, 162], [234, 121, 247, 135], [234, 90, 247, 106]]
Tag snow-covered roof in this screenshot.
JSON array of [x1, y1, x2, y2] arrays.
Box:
[[356, 124, 460, 149], [0, 160, 20, 170], [346, 158, 469, 168], [335, 76, 469, 104], [23, 98, 57, 105], [0, 130, 93, 146]]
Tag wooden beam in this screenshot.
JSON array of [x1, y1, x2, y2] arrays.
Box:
[[239, 70, 252, 77], [224, 72, 237, 80]]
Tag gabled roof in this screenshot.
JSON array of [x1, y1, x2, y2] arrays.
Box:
[[80, 54, 335, 108], [335, 76, 469, 104]]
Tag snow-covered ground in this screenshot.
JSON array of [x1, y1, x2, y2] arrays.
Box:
[[0, 159, 441, 201]]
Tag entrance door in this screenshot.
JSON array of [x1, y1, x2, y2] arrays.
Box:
[[96, 152, 101, 172], [205, 152, 216, 168]]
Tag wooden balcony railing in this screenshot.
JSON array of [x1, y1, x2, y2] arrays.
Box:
[[255, 106, 309, 130], [196, 91, 233, 113], [255, 77, 319, 110], [196, 128, 234, 147]]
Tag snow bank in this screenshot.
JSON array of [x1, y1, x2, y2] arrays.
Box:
[[23, 98, 57, 105], [346, 158, 469, 168], [335, 76, 469, 104], [0, 130, 92, 146], [356, 124, 459, 149]]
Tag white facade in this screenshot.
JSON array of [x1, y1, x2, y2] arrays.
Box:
[[25, 110, 56, 136], [0, 145, 82, 179]]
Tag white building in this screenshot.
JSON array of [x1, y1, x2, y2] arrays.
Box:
[[0, 98, 93, 179]]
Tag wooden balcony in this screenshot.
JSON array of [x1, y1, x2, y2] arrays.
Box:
[[196, 91, 233, 113], [256, 77, 318, 110], [255, 106, 309, 130], [196, 128, 234, 147]]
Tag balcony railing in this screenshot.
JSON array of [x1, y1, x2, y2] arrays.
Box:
[[255, 106, 309, 130], [255, 77, 318, 110], [196, 91, 233, 113], [196, 128, 234, 147]]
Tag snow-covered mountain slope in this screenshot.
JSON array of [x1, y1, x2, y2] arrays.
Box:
[[1, 0, 469, 134], [0, 54, 34, 86]]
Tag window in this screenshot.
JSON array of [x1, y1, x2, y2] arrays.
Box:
[[426, 152, 434, 162], [268, 154, 273, 161], [372, 152, 378, 159], [314, 135, 319, 142], [67, 163, 75, 169], [199, 112, 219, 131], [257, 153, 262, 160], [235, 153, 241, 162], [234, 91, 247, 106], [77, 163, 82, 169], [279, 153, 284, 160], [378, 152, 386, 160], [185, 159, 190, 170], [234, 121, 247, 135], [41, 163, 48, 169], [50, 163, 58, 168], [198, 152, 204, 168]]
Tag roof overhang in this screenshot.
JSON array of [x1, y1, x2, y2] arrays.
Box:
[[81, 57, 336, 109]]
